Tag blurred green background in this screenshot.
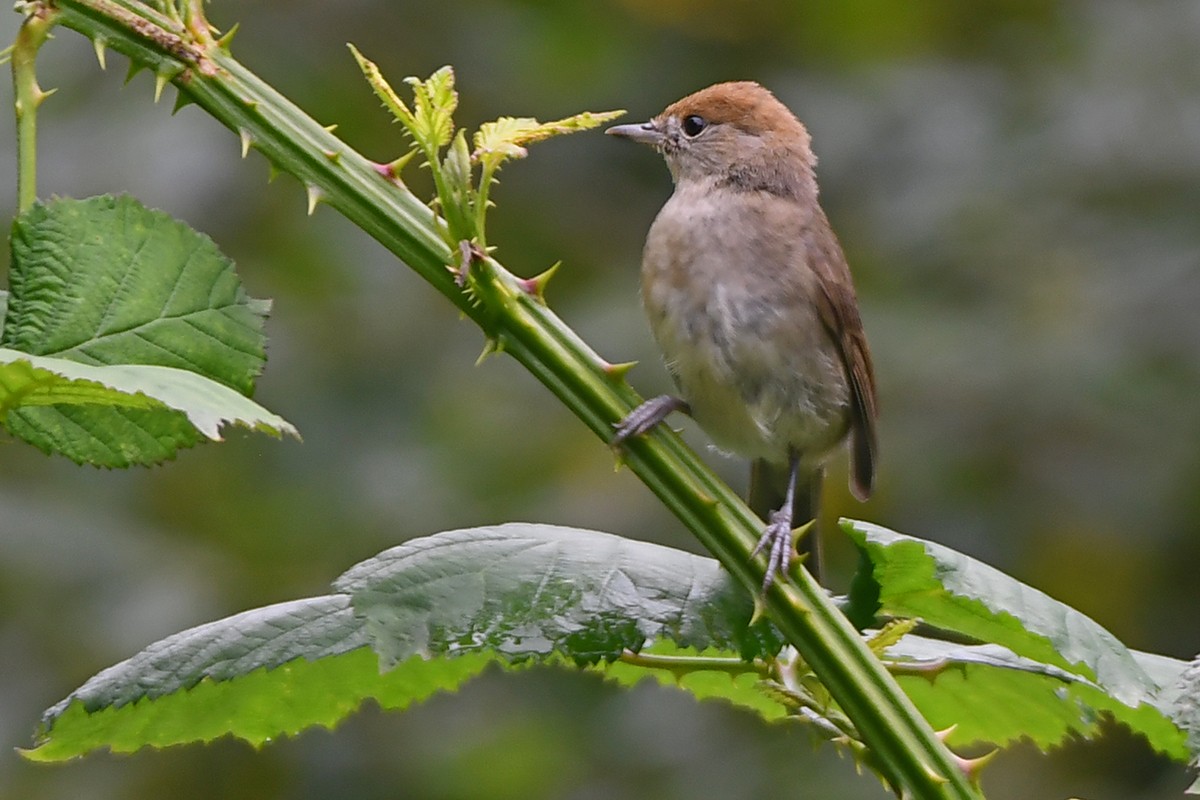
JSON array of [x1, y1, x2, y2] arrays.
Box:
[[3, 1, 1199, 798]]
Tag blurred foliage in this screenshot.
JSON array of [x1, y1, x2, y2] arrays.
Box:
[[1, 0, 1198, 798]]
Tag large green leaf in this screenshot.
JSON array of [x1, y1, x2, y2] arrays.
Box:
[[28, 524, 780, 761], [1, 195, 280, 465], [333, 523, 782, 666], [884, 636, 1187, 758], [27, 595, 494, 761], [845, 520, 1155, 703], [26, 524, 1196, 768], [0, 349, 297, 444], [845, 520, 1190, 759]]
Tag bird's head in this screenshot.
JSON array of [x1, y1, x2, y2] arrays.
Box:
[[607, 81, 815, 195]]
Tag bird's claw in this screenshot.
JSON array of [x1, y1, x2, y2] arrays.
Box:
[[752, 517, 815, 593], [752, 511, 795, 592], [611, 395, 691, 446]]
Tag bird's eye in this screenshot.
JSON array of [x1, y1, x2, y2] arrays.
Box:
[[681, 115, 707, 137]]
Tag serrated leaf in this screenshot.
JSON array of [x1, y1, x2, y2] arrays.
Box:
[[0, 349, 298, 444], [1, 195, 276, 465], [333, 523, 781, 666], [4, 196, 268, 389], [29, 523, 1195, 769], [884, 635, 1187, 757], [347, 44, 418, 137], [893, 648, 1188, 758], [474, 110, 624, 170], [845, 520, 1194, 762], [845, 520, 1156, 705], [403, 65, 456, 150], [26, 596, 494, 761], [28, 524, 782, 760]]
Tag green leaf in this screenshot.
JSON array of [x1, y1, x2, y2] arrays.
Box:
[[474, 110, 625, 171], [4, 196, 268, 388], [845, 520, 1156, 703], [884, 635, 1187, 757], [29, 524, 1195, 767], [403, 66, 457, 151], [845, 520, 1192, 759], [347, 44, 419, 141], [347, 48, 456, 155], [26, 595, 493, 761], [332, 523, 781, 666], [28, 524, 781, 760], [1, 195, 276, 465], [0, 348, 298, 442]]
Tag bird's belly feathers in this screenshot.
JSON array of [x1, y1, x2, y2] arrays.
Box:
[[641, 196, 852, 465]]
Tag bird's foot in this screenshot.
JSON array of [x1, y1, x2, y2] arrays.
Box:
[[751, 516, 815, 593], [611, 395, 691, 445]]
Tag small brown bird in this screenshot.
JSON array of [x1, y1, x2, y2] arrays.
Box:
[[607, 81, 878, 588]]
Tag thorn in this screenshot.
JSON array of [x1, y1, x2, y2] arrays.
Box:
[[239, 128, 253, 158], [370, 160, 405, 187], [93, 38, 107, 70], [749, 594, 768, 627], [602, 360, 638, 381], [475, 336, 503, 366], [323, 123, 338, 134], [934, 724, 958, 743], [518, 260, 561, 302], [305, 184, 323, 216], [267, 162, 281, 183], [124, 61, 145, 85], [216, 21, 239, 50], [321, 149, 341, 164], [171, 90, 195, 115], [921, 761, 950, 785], [153, 72, 170, 103], [33, 86, 57, 108], [791, 519, 816, 548], [954, 749, 997, 783]]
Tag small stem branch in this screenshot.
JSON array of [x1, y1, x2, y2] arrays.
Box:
[[11, 6, 57, 212], [618, 649, 768, 678]]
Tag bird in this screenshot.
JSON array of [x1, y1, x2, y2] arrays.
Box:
[[606, 81, 878, 589]]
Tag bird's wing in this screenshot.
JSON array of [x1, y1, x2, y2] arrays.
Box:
[[806, 217, 878, 500]]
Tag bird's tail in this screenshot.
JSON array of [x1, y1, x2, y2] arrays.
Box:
[[748, 458, 823, 582]]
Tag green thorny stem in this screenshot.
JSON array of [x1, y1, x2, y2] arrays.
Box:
[[10, 4, 56, 212], [26, 2, 984, 797]]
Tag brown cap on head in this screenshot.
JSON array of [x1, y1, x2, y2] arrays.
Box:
[[661, 81, 808, 141]]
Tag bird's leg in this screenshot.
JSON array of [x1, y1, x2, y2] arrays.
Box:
[[611, 394, 692, 445], [750, 450, 807, 591]]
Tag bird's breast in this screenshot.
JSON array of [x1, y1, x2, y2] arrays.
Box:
[[639, 183, 852, 463]]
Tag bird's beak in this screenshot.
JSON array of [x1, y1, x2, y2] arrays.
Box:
[[606, 121, 663, 147]]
